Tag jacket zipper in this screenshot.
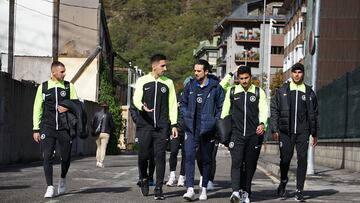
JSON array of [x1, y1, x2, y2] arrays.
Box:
[[153, 80, 158, 128], [55, 86, 59, 130], [243, 92, 247, 136], [294, 89, 298, 134]]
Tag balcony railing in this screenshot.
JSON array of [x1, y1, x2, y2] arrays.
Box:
[[235, 31, 261, 42], [235, 51, 260, 63]]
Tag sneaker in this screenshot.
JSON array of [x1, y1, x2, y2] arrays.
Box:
[[199, 187, 207, 201], [277, 179, 287, 199], [295, 190, 305, 202], [230, 191, 240, 203], [154, 187, 165, 200], [207, 180, 214, 190], [166, 171, 176, 187], [241, 191, 250, 203], [139, 178, 149, 196], [44, 185, 55, 198], [98, 162, 104, 168], [177, 175, 185, 187], [57, 178, 66, 195], [198, 176, 203, 188], [96, 162, 101, 167], [183, 187, 196, 201]]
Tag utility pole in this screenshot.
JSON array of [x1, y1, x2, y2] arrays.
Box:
[[260, 0, 267, 85], [8, 0, 15, 78], [52, 0, 60, 61], [307, 0, 321, 175]]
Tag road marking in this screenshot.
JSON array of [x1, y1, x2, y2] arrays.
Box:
[[113, 167, 137, 179], [257, 165, 279, 183]]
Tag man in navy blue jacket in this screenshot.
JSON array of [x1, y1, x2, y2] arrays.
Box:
[[180, 59, 224, 201]]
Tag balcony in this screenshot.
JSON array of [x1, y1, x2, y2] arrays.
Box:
[[235, 31, 261, 43], [235, 50, 260, 64]]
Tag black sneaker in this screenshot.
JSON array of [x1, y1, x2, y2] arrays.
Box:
[[277, 179, 287, 199], [139, 178, 149, 196], [295, 190, 305, 202], [154, 187, 165, 200]]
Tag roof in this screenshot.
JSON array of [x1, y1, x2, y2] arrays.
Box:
[[214, 0, 285, 33]]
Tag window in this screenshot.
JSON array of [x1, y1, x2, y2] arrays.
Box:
[[272, 6, 281, 16], [271, 46, 284, 55]]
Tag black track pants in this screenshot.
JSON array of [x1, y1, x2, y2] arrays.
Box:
[[229, 134, 262, 192], [137, 126, 168, 187], [169, 131, 185, 176], [40, 127, 72, 186], [279, 132, 309, 191]]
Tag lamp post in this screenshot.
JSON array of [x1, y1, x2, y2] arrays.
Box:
[[266, 18, 276, 112], [260, 0, 267, 85]]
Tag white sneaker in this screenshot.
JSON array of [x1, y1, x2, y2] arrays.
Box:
[[166, 171, 176, 186], [207, 180, 214, 190], [44, 185, 55, 198], [198, 176, 203, 188], [58, 178, 66, 195], [96, 162, 101, 167], [199, 187, 207, 200], [183, 187, 195, 201], [230, 191, 240, 203], [241, 191, 250, 203], [177, 175, 185, 187]]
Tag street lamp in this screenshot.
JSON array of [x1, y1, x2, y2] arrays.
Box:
[[266, 18, 276, 111]]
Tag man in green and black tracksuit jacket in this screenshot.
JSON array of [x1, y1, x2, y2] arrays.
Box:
[[132, 54, 178, 200], [270, 63, 319, 201], [32, 61, 78, 198], [221, 66, 268, 203]]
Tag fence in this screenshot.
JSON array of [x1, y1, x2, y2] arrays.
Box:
[[317, 66, 360, 139]]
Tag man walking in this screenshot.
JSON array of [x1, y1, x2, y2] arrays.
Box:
[[221, 66, 268, 203], [32, 61, 78, 198], [181, 59, 224, 201], [270, 63, 319, 202], [133, 54, 178, 200]]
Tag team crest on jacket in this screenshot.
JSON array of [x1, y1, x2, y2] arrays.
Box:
[[302, 95, 306, 101], [197, 97, 202, 103], [60, 90, 67, 97], [161, 87, 167, 93], [229, 142, 234, 148], [41, 134, 46, 140], [250, 95, 256, 102]]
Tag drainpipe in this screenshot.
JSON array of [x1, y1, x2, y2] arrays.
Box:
[[8, 0, 15, 77], [307, 0, 321, 175]]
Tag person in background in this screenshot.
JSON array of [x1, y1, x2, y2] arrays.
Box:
[[92, 101, 115, 168]]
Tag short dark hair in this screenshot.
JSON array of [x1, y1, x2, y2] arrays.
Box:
[[291, 62, 304, 73], [150, 54, 167, 64], [195, 59, 211, 73], [51, 61, 65, 69], [237, 65, 251, 76]]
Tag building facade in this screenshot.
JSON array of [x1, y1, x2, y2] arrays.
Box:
[[214, 0, 285, 84]]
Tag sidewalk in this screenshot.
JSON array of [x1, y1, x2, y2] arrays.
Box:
[[257, 152, 360, 194]]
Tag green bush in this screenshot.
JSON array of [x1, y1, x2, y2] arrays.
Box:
[[98, 61, 122, 155]]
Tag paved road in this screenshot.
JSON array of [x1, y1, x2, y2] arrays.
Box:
[[0, 149, 359, 202]]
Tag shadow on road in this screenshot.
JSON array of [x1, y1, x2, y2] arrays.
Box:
[[0, 185, 31, 190], [69, 186, 131, 194]]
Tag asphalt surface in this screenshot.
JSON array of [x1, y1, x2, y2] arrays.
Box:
[[0, 148, 359, 202]]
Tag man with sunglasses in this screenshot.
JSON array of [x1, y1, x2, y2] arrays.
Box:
[[133, 54, 178, 200], [270, 63, 319, 202]]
